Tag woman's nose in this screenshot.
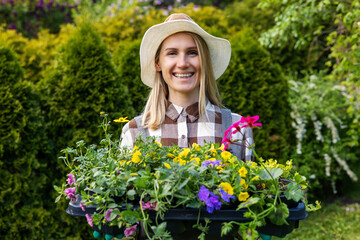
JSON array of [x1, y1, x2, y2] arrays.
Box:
[[177, 54, 189, 68]]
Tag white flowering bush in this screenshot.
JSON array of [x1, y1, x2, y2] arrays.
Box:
[[289, 72, 358, 197]]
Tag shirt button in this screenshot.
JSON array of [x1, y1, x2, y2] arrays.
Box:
[[181, 135, 185, 139]]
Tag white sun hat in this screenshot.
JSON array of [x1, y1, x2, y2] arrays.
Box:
[[140, 13, 231, 88]]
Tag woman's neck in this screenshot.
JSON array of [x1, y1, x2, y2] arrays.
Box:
[[168, 91, 199, 108]]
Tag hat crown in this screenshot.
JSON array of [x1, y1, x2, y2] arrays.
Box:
[[165, 13, 194, 23]]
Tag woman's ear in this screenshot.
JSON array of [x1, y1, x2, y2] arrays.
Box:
[[155, 63, 161, 72]]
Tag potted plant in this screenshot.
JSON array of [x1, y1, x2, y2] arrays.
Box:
[[55, 113, 321, 240]]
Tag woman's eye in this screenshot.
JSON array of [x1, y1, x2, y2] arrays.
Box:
[[167, 52, 177, 55], [188, 50, 198, 55]]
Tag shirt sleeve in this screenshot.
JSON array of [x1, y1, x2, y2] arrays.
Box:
[[120, 121, 134, 149]]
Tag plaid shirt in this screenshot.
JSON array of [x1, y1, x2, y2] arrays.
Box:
[[120, 101, 253, 161]]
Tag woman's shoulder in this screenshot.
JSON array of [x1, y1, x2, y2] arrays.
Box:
[[217, 106, 242, 123], [122, 115, 143, 133]]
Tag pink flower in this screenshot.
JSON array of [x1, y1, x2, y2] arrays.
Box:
[[105, 209, 113, 222], [85, 214, 93, 227], [66, 174, 76, 186], [105, 208, 120, 222], [124, 224, 138, 237], [141, 200, 157, 210], [240, 115, 262, 128], [64, 187, 76, 201], [80, 203, 86, 212]]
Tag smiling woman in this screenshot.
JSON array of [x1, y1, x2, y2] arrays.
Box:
[[120, 13, 254, 163]]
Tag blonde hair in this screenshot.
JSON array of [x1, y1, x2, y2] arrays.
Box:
[[142, 32, 223, 130]]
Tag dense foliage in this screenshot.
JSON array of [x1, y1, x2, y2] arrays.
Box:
[[219, 29, 292, 160], [1, 0, 358, 238], [0, 0, 77, 38]]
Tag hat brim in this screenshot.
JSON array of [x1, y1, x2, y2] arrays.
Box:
[[140, 20, 231, 88]]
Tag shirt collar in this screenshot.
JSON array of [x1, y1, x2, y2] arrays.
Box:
[[165, 101, 199, 122]]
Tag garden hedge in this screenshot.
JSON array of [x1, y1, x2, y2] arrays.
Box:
[[0, 42, 88, 239], [218, 28, 292, 160], [2, 3, 349, 239]]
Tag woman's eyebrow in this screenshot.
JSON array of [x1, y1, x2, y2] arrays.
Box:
[[164, 46, 197, 51]]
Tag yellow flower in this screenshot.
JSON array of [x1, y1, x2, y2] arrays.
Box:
[[250, 176, 259, 181], [218, 182, 234, 195], [192, 143, 201, 151], [130, 173, 138, 176], [179, 159, 187, 166], [167, 153, 175, 158], [100, 111, 104, 115], [131, 150, 142, 163], [164, 163, 171, 169], [239, 167, 248, 177], [179, 148, 190, 158], [240, 178, 248, 189], [218, 144, 225, 151], [221, 151, 232, 160], [208, 144, 217, 156], [191, 157, 201, 166], [113, 116, 129, 123], [238, 192, 250, 202], [133, 145, 138, 151], [216, 165, 225, 172], [247, 161, 258, 168], [155, 141, 162, 147]]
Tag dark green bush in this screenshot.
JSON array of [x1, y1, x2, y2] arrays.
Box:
[[113, 39, 150, 115], [218, 28, 293, 161], [41, 19, 135, 151]]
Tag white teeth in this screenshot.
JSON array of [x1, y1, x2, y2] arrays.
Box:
[[174, 73, 193, 78]]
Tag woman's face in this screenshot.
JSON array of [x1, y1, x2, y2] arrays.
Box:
[[156, 32, 201, 103]]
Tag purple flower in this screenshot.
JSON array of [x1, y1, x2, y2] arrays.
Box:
[[64, 187, 76, 200], [220, 189, 235, 203], [141, 200, 157, 210], [105, 208, 120, 221], [80, 203, 86, 212], [105, 209, 113, 222], [124, 224, 138, 237], [198, 185, 210, 201], [66, 174, 76, 186], [85, 214, 93, 227], [117, 170, 121, 175], [205, 193, 222, 213], [202, 160, 223, 167], [7, 23, 17, 30]]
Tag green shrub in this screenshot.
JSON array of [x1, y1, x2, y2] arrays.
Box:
[[41, 19, 134, 152], [224, 0, 275, 35], [113, 39, 150, 115], [218, 28, 292, 161]]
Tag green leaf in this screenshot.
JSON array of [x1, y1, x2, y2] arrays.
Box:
[[268, 202, 289, 226], [126, 189, 136, 200], [237, 197, 261, 210], [120, 210, 140, 224], [159, 183, 172, 198], [151, 222, 167, 235], [93, 170, 103, 177], [107, 203, 118, 209], [92, 187, 104, 194], [55, 195, 61, 203], [259, 168, 283, 180], [284, 182, 304, 202]]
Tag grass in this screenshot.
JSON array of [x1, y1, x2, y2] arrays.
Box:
[[272, 202, 360, 240]]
